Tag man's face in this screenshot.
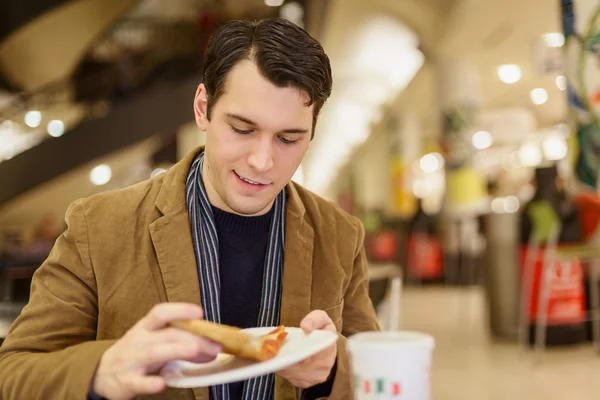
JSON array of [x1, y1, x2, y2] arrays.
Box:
[[194, 60, 313, 216]]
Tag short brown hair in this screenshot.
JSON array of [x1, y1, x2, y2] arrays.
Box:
[[201, 18, 333, 138]]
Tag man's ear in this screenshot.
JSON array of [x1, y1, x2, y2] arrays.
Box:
[[194, 83, 210, 131]]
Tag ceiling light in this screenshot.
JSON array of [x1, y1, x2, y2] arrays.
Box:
[[419, 153, 442, 174], [280, 2, 303, 23], [491, 196, 520, 213], [472, 130, 493, 150], [90, 164, 112, 186], [24, 111, 42, 128], [530, 88, 548, 105], [47, 120, 65, 137], [556, 75, 567, 91], [542, 135, 568, 161], [543, 33, 565, 48], [519, 143, 542, 167], [504, 196, 520, 213], [412, 179, 432, 199], [497, 64, 522, 84], [491, 198, 505, 213], [265, 0, 284, 6]]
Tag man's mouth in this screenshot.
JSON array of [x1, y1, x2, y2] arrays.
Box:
[[235, 172, 267, 186]]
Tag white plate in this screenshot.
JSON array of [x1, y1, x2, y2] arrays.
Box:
[[161, 327, 338, 388]]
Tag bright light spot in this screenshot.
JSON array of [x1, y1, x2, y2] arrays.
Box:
[[544, 33, 565, 48], [497, 64, 522, 84], [353, 16, 424, 91], [472, 130, 493, 150], [504, 196, 520, 213], [90, 164, 112, 186], [280, 2, 304, 23], [420, 153, 441, 174], [491, 198, 505, 213], [556, 75, 567, 91], [519, 143, 542, 167], [47, 120, 65, 137], [24, 111, 42, 128], [542, 135, 568, 161], [151, 168, 167, 178], [265, 0, 284, 6], [530, 88, 548, 105], [412, 179, 432, 199]]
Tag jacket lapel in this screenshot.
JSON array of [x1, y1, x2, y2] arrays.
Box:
[[149, 149, 209, 400], [149, 209, 201, 305], [280, 183, 314, 327], [276, 184, 314, 400]]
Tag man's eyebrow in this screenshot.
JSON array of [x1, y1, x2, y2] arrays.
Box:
[[226, 113, 309, 134], [226, 113, 257, 126], [281, 128, 309, 134]]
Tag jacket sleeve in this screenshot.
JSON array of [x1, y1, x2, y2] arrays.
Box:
[[325, 217, 380, 399], [0, 201, 116, 400]]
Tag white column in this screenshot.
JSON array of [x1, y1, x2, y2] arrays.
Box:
[[438, 59, 487, 210]]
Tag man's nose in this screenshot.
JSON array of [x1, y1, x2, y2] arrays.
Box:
[[247, 136, 274, 172]]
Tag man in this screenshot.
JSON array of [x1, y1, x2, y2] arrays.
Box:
[[0, 18, 379, 400]]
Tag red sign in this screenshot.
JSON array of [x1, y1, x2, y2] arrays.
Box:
[[520, 247, 586, 324]]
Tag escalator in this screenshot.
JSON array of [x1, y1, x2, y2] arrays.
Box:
[[0, 63, 200, 206], [0, 16, 210, 206]]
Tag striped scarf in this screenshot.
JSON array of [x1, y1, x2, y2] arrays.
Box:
[[185, 152, 285, 400]]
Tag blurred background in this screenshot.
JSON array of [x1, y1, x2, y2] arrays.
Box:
[[1, 0, 600, 398]]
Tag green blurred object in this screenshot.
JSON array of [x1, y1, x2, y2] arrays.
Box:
[[527, 200, 560, 242], [363, 211, 382, 233]]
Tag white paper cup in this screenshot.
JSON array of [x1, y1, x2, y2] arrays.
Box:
[[347, 331, 435, 400]]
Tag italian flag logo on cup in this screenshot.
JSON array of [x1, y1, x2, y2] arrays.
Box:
[[348, 331, 435, 400], [356, 377, 402, 396]]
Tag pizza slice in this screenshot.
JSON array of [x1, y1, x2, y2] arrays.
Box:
[[258, 325, 288, 360], [171, 320, 288, 362]]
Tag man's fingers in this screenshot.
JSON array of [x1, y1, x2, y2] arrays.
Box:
[[139, 340, 220, 367], [124, 375, 166, 395], [300, 310, 335, 333], [141, 303, 204, 330], [153, 329, 221, 363], [153, 327, 213, 346]]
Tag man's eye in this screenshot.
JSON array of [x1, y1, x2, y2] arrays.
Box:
[[279, 137, 298, 145], [232, 126, 253, 134]]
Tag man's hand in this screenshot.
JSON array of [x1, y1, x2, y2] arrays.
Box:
[[277, 310, 338, 388], [92, 303, 221, 400]]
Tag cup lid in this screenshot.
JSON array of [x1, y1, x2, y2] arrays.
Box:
[[347, 330, 435, 350]]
